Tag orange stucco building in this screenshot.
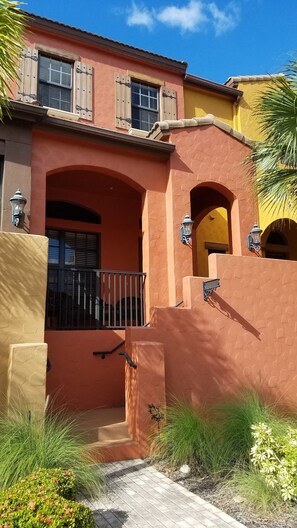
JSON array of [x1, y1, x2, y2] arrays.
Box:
[[1, 12, 297, 459]]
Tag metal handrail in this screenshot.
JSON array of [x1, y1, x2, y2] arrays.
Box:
[[93, 340, 125, 359]]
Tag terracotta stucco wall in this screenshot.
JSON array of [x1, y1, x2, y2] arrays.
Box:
[[46, 329, 125, 411], [126, 254, 297, 446], [14, 28, 184, 132], [0, 233, 48, 412], [165, 125, 258, 303]]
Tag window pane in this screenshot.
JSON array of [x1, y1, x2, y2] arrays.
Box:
[[47, 230, 60, 265], [131, 81, 159, 130], [38, 55, 72, 111]]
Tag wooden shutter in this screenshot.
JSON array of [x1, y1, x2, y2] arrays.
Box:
[[161, 87, 177, 120], [115, 73, 131, 129], [75, 61, 93, 121], [17, 47, 38, 103]]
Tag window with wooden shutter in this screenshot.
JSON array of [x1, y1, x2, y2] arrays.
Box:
[[17, 47, 93, 121], [17, 47, 38, 103], [115, 73, 131, 130], [115, 72, 177, 131]]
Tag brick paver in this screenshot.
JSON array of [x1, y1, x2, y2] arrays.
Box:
[[80, 459, 247, 528]]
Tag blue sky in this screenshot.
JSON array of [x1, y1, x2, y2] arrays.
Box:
[[23, 1, 295, 83]]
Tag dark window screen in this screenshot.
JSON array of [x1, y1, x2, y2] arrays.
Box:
[[47, 229, 99, 269]]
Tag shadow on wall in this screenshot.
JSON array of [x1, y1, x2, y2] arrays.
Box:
[[149, 305, 240, 407], [209, 293, 261, 341], [0, 233, 48, 411]]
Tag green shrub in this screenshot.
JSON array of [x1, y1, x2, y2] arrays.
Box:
[[0, 468, 95, 527], [0, 408, 102, 495], [231, 468, 283, 513], [251, 422, 297, 501], [151, 400, 222, 473], [214, 390, 277, 467]]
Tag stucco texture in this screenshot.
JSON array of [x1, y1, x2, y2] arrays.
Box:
[[0, 232, 48, 412], [126, 254, 297, 445]]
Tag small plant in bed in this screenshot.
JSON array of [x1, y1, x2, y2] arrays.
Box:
[[150, 390, 297, 519], [0, 407, 102, 496]]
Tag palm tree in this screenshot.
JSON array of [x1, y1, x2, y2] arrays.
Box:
[[250, 60, 297, 218], [0, 0, 25, 120]]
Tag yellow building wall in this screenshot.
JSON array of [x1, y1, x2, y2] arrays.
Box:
[[235, 80, 275, 141], [196, 208, 229, 277], [185, 78, 297, 234], [235, 80, 297, 228], [0, 232, 48, 414], [184, 87, 234, 126]]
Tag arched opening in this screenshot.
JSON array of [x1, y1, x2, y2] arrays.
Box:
[[191, 184, 233, 277], [262, 219, 297, 260], [46, 169, 145, 330]]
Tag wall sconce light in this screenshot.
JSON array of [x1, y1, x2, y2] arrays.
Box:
[[180, 214, 194, 245], [10, 189, 27, 227], [203, 278, 220, 301], [247, 223, 262, 253]]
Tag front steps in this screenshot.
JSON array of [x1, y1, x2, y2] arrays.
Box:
[[73, 406, 142, 462]]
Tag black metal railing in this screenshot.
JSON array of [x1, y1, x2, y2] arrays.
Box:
[[46, 268, 146, 330]]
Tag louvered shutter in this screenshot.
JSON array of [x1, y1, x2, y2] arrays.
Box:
[[17, 47, 38, 103], [115, 73, 131, 129], [75, 61, 93, 121], [161, 87, 177, 120]]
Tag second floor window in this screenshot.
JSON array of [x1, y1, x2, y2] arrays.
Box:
[[131, 81, 159, 131], [38, 55, 73, 112]]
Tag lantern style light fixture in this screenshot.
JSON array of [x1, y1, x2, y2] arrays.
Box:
[[10, 189, 27, 227], [180, 214, 194, 245], [247, 223, 262, 253]]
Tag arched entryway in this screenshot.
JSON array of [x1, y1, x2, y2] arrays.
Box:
[[45, 167, 145, 412], [46, 168, 144, 329], [191, 183, 233, 277], [262, 219, 297, 260]]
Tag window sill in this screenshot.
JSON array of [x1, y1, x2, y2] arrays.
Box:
[[128, 128, 149, 138], [46, 108, 80, 122]]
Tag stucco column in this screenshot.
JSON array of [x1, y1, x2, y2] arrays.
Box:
[[1, 124, 32, 233], [142, 189, 169, 315], [165, 170, 193, 305]]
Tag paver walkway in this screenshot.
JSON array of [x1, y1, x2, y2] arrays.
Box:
[[81, 459, 247, 528]]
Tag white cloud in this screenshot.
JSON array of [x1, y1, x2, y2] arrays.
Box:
[[125, 1, 240, 36], [127, 2, 154, 29], [156, 1, 208, 32], [208, 2, 240, 36]]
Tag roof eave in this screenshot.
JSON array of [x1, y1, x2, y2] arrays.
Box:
[[9, 101, 176, 157], [25, 12, 188, 75], [184, 74, 243, 100]]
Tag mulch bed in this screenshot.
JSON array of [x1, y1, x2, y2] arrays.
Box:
[[152, 462, 297, 528]]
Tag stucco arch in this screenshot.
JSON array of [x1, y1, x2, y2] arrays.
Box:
[[191, 181, 236, 276], [262, 218, 297, 261]]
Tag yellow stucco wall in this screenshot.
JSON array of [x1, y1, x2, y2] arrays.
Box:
[[0, 232, 48, 413], [235, 80, 274, 141], [184, 87, 234, 126], [196, 208, 229, 277], [185, 78, 297, 239]]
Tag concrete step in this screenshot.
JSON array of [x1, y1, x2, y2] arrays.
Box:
[[71, 406, 142, 462], [91, 439, 144, 463]]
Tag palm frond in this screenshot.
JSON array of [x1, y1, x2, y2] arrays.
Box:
[[249, 60, 297, 217], [0, 1, 26, 120]]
